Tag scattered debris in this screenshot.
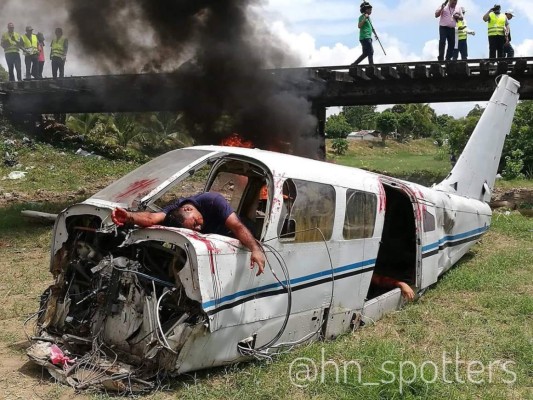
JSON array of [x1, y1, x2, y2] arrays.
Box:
[[3, 151, 18, 167], [7, 171, 27, 180], [21, 210, 58, 223], [76, 148, 103, 159]]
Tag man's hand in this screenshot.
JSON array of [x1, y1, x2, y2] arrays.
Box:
[[225, 213, 266, 276], [111, 207, 131, 226], [250, 249, 266, 276], [398, 282, 415, 301]]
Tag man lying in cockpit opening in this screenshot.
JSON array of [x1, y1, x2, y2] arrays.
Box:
[[111, 192, 266, 275]]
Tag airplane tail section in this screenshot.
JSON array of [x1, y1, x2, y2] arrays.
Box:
[[436, 75, 520, 202]]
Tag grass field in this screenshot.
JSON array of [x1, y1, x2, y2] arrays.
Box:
[[330, 138, 451, 178], [0, 137, 531, 399]]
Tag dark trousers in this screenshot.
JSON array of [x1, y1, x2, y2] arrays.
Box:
[[453, 39, 468, 60], [51, 56, 65, 78], [352, 38, 374, 65], [38, 61, 44, 78], [24, 54, 38, 79], [488, 35, 505, 59], [503, 43, 514, 58], [5, 52, 21, 81], [438, 26, 455, 61]]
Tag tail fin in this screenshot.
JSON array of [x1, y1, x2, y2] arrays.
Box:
[[436, 75, 520, 202]]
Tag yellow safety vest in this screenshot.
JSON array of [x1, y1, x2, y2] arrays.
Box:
[[51, 37, 66, 58], [488, 13, 506, 37], [457, 20, 467, 40], [21, 33, 38, 55], [1, 32, 21, 53]]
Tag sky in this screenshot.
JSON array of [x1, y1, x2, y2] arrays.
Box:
[[1, 0, 532, 118]]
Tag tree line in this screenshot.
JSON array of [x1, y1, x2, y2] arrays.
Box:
[[326, 102, 532, 178]]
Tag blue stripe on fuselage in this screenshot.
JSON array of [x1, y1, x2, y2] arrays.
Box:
[[422, 226, 489, 253], [202, 226, 488, 310], [201, 258, 376, 310]]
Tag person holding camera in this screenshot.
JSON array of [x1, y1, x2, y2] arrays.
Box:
[[351, 2, 374, 66], [435, 0, 462, 61], [483, 4, 508, 59]]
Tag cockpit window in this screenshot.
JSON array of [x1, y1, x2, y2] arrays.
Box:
[[90, 149, 212, 206]]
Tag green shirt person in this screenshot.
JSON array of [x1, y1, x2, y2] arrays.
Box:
[[351, 2, 374, 66]]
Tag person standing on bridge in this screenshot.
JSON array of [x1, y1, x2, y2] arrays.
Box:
[[483, 4, 508, 59], [351, 1, 374, 66], [1, 23, 23, 81], [22, 26, 39, 79], [503, 10, 515, 58], [435, 0, 462, 61], [37, 32, 45, 78], [452, 8, 475, 60], [50, 28, 68, 78]]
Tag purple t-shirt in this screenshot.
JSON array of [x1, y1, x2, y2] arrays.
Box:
[[162, 192, 234, 235]]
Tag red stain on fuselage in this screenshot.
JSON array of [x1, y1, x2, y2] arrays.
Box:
[[187, 232, 222, 274], [378, 181, 386, 213], [115, 178, 159, 202]]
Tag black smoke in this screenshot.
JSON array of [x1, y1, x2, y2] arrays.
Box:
[[4, 0, 324, 156]]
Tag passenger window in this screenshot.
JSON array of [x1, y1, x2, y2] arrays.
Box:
[[278, 179, 335, 242], [423, 210, 436, 232], [343, 190, 377, 239]]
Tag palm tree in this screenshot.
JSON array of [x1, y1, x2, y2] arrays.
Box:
[[108, 113, 143, 148], [144, 112, 194, 149], [66, 113, 101, 136]]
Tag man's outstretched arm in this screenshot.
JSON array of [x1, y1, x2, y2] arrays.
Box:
[[112, 207, 166, 227], [225, 213, 265, 276]]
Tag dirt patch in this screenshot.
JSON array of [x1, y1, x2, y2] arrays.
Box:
[[490, 188, 533, 210], [0, 185, 105, 208]]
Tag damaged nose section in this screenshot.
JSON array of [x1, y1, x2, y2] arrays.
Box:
[[27, 216, 208, 393]]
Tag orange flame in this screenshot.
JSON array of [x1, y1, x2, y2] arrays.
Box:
[[220, 133, 254, 148]]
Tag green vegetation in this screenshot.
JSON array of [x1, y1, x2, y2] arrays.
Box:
[[0, 140, 139, 194], [1, 202, 530, 399], [327, 101, 533, 178], [0, 64, 8, 81], [331, 138, 348, 155], [0, 110, 530, 399], [325, 113, 352, 138], [329, 138, 451, 184]]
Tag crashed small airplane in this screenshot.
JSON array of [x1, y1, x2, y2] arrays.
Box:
[[27, 75, 520, 392]]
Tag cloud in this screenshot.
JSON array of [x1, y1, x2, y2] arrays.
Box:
[[508, 0, 533, 24], [514, 39, 533, 57]]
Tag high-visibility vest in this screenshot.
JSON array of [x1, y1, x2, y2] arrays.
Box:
[[488, 13, 506, 36], [21, 33, 38, 55], [1, 32, 21, 53], [51, 37, 66, 58], [457, 20, 467, 40]]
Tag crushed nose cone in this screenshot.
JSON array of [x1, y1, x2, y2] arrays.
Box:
[[27, 211, 206, 393]]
